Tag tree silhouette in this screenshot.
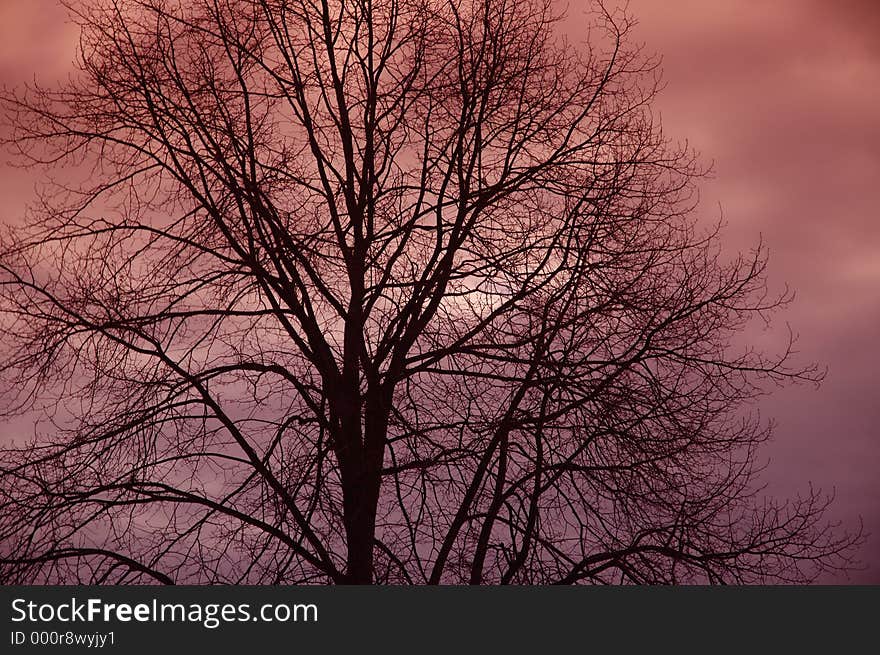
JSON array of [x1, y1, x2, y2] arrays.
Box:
[[0, 0, 860, 584]]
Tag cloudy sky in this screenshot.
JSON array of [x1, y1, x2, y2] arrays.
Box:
[[1, 1, 877, 581], [624, 0, 880, 581]]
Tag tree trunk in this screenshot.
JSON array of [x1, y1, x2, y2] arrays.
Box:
[[341, 466, 381, 584]]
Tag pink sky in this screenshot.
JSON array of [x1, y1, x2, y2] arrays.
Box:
[[1, 1, 878, 581], [625, 0, 880, 581]]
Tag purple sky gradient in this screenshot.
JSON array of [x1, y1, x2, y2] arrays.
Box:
[[1, 1, 877, 581]]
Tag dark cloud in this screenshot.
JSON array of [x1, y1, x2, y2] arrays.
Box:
[[810, 0, 880, 55]]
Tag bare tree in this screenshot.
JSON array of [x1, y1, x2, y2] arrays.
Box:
[[0, 0, 860, 584]]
